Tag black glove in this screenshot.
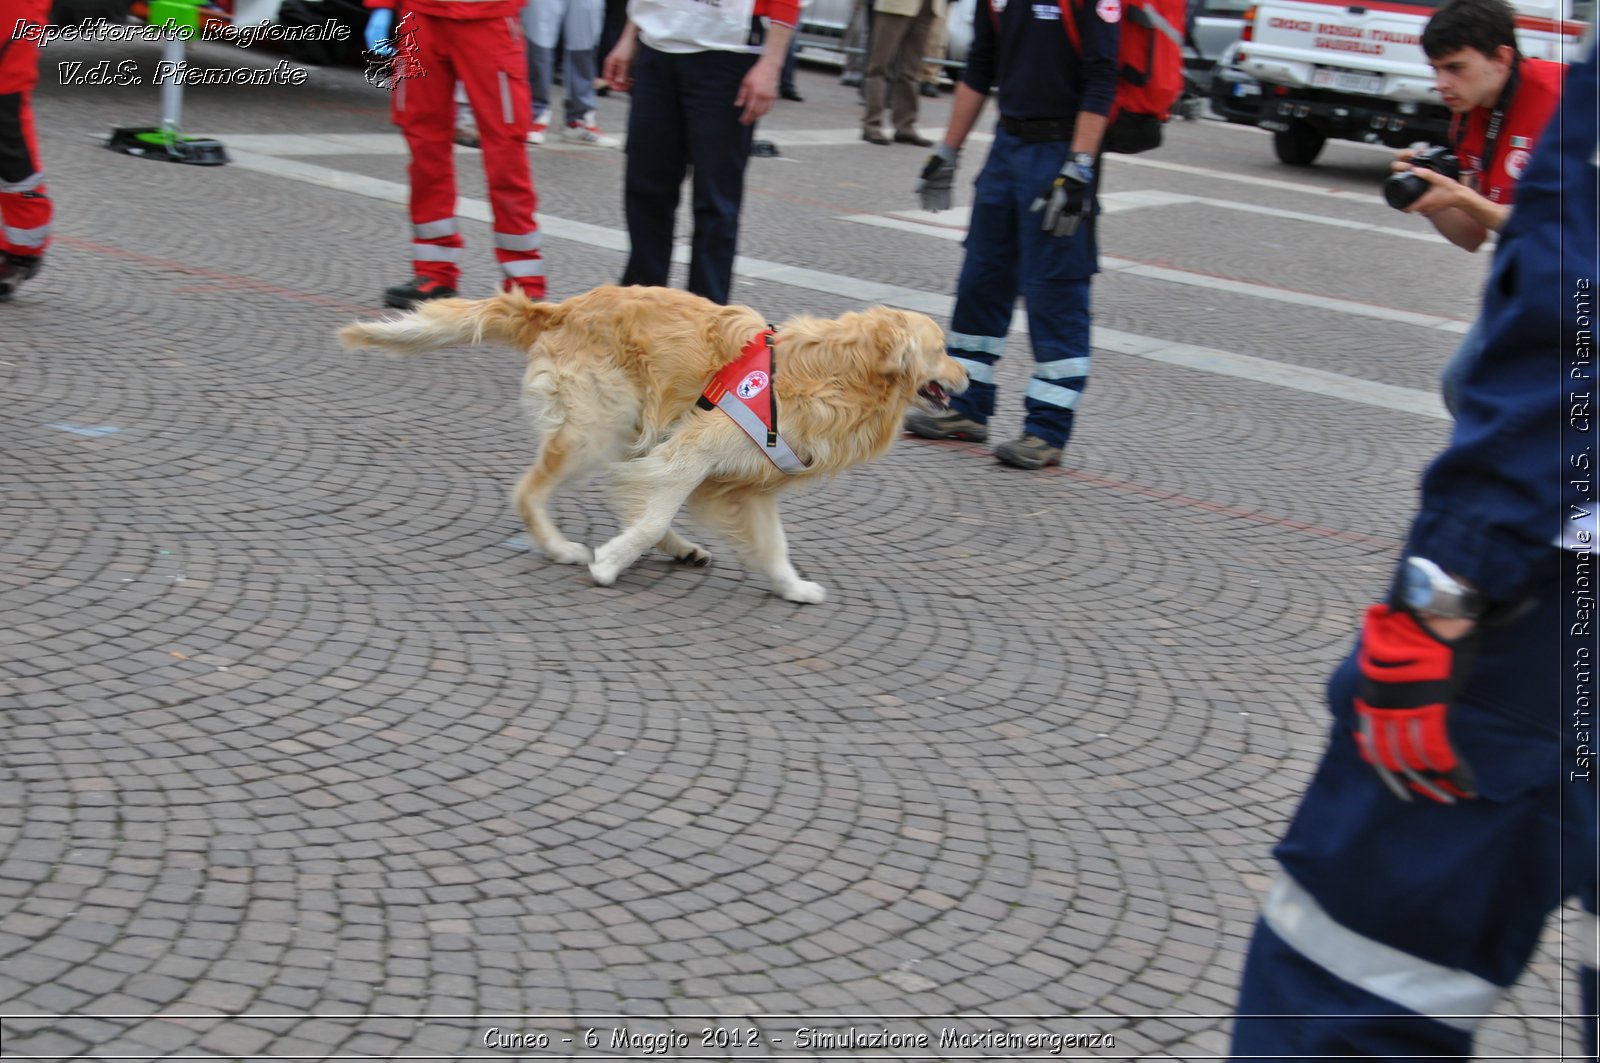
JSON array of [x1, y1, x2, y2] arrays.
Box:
[[1030, 152, 1095, 237], [916, 144, 959, 212]]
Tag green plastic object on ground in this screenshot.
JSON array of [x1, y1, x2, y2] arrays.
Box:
[[106, 0, 229, 165]]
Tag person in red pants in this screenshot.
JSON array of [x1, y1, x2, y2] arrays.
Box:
[[364, 0, 546, 309], [0, 0, 54, 301]]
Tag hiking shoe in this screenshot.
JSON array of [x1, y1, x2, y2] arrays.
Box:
[[526, 111, 549, 145], [904, 408, 988, 442], [0, 253, 41, 301], [454, 124, 480, 148], [383, 275, 458, 309], [994, 433, 1063, 470], [562, 111, 618, 147]]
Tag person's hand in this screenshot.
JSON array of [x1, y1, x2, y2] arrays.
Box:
[[735, 55, 780, 125], [602, 27, 636, 92], [1029, 154, 1094, 237], [1390, 147, 1421, 174], [363, 8, 395, 56], [1353, 603, 1480, 804], [916, 144, 959, 211], [1401, 166, 1472, 215]]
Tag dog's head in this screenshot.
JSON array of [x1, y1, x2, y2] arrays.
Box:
[[861, 307, 968, 412]]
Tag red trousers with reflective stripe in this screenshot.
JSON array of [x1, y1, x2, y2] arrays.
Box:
[[0, 5, 53, 259], [391, 10, 543, 295]]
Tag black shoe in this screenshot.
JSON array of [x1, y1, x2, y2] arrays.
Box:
[[780, 86, 804, 102], [893, 131, 934, 147], [919, 81, 939, 98], [862, 129, 890, 145], [383, 275, 458, 309], [751, 139, 781, 158], [0, 253, 41, 302]]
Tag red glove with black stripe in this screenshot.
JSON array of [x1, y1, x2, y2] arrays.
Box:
[[1353, 604, 1480, 804]]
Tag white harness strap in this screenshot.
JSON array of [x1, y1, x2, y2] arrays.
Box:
[[699, 328, 811, 475]]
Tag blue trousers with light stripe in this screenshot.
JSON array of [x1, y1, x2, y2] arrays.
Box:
[[946, 126, 1100, 450], [1232, 592, 1599, 1060]]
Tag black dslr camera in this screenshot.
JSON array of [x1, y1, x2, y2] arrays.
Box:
[[1384, 146, 1462, 210]]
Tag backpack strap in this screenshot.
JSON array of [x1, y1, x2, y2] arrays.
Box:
[[1134, 0, 1186, 49], [1057, 0, 1082, 54]]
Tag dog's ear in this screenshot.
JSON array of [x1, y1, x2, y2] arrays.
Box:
[[865, 307, 926, 376], [870, 307, 949, 379]]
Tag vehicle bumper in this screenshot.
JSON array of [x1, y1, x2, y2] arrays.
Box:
[[1209, 67, 1266, 124], [1257, 90, 1451, 145]]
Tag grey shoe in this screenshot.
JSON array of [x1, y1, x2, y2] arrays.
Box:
[[994, 434, 1063, 469], [904, 408, 989, 442]]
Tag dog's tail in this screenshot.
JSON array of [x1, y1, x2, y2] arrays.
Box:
[[337, 291, 562, 358]]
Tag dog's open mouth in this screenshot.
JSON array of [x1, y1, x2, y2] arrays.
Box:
[[918, 382, 950, 408]]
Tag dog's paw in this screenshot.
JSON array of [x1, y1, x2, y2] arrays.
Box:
[[778, 580, 827, 604], [588, 559, 620, 586], [673, 546, 713, 568], [547, 541, 594, 565]]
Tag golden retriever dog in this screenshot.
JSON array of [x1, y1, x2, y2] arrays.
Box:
[[338, 285, 966, 603]]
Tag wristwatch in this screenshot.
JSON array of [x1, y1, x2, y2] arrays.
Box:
[[1399, 556, 1485, 620], [1071, 151, 1096, 172]]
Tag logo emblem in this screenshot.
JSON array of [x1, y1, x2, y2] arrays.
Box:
[[364, 12, 423, 90], [1097, 0, 1122, 21], [1505, 148, 1531, 180], [736, 370, 769, 399]]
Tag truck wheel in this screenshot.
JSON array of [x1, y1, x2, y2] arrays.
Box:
[[1273, 122, 1326, 166]]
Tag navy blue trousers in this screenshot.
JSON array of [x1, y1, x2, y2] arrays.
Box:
[[946, 127, 1101, 449], [1232, 592, 1599, 1060], [620, 44, 757, 306]]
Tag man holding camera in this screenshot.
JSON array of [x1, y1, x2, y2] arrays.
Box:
[[1390, 0, 1564, 253], [902, 0, 1120, 471]]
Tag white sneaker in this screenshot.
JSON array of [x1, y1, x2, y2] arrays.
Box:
[[561, 111, 619, 147], [526, 110, 548, 145]]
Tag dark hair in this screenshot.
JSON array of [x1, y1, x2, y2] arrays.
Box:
[[1422, 0, 1520, 60]]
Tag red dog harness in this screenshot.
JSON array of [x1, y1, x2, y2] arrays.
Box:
[[697, 328, 810, 474]]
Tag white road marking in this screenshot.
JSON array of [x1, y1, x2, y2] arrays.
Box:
[[848, 211, 1468, 335], [49, 423, 122, 437], [1098, 190, 1439, 243], [226, 149, 1448, 422]]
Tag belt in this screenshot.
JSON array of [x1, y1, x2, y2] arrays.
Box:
[[999, 115, 1076, 143]]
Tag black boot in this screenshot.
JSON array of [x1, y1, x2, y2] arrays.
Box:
[[383, 275, 459, 310], [0, 253, 42, 301]]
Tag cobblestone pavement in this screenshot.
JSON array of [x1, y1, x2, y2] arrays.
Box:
[[0, 31, 1587, 1061]]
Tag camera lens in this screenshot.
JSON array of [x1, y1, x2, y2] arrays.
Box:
[[1384, 172, 1429, 211]]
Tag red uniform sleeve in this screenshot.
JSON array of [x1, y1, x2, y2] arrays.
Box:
[[755, 0, 801, 27]]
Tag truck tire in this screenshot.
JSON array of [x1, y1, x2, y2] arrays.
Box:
[[1273, 121, 1326, 166]]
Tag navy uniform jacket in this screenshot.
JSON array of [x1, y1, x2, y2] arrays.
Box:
[[1406, 41, 1597, 607], [960, 0, 1121, 121]]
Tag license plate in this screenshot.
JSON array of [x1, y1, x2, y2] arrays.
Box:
[[1232, 82, 1261, 97], [1312, 67, 1385, 94]]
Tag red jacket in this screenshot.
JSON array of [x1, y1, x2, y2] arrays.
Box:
[[1454, 56, 1565, 207]]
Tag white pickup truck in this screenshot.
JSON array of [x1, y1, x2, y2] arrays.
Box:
[[1230, 0, 1588, 165]]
